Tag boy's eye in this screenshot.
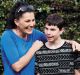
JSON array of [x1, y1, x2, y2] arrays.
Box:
[[32, 19, 35, 21], [45, 27, 48, 30], [50, 29, 55, 31]]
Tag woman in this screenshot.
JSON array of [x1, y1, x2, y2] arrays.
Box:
[[1, 1, 46, 75]]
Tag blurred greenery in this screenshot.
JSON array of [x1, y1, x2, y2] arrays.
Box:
[[0, 0, 80, 74]]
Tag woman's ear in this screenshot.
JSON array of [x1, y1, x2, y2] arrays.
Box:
[[14, 19, 19, 26]]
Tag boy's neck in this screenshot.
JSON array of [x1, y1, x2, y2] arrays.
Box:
[[45, 38, 65, 49]]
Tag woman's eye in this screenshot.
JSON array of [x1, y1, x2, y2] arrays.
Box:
[[25, 20, 30, 22]]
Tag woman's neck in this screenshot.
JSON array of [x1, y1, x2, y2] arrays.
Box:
[[12, 29, 28, 39]]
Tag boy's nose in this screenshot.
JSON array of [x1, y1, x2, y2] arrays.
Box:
[[47, 30, 51, 35]]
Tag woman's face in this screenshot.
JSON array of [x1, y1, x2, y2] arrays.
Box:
[[14, 12, 35, 35]]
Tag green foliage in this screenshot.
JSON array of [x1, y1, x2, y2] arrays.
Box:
[[0, 0, 16, 35]]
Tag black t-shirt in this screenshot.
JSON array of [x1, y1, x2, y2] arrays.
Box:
[[35, 42, 79, 75]]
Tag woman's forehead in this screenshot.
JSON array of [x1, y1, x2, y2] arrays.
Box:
[[21, 12, 35, 19]]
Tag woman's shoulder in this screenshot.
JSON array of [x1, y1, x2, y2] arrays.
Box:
[[1, 29, 12, 39], [33, 29, 44, 34]]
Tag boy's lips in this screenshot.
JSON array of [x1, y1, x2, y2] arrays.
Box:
[[46, 35, 53, 38], [47, 36, 53, 39]]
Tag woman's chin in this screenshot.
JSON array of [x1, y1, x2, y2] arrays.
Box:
[[26, 31, 33, 34]]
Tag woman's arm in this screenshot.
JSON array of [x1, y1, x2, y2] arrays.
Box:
[[36, 73, 40, 75], [75, 69, 80, 75], [12, 40, 43, 72], [65, 40, 80, 51]]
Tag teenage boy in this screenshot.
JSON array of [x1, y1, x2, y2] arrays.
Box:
[[35, 13, 80, 75]]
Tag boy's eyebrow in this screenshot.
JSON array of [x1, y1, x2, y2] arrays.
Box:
[[44, 26, 47, 28]]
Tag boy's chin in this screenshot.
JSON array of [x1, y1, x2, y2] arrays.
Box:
[[47, 40, 54, 43]]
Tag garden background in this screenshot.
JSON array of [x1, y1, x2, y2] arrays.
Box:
[[0, 0, 80, 74]]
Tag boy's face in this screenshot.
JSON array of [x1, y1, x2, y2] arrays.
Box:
[[44, 23, 64, 43]]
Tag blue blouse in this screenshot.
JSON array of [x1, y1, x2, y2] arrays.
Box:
[[1, 29, 47, 75]]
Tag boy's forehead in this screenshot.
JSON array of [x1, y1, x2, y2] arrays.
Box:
[[45, 23, 58, 28], [45, 23, 56, 27]]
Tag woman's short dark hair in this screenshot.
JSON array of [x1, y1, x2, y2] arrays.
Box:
[[46, 13, 65, 30], [6, 1, 35, 29]]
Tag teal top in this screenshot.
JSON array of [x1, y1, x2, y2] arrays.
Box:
[[1, 29, 47, 75]]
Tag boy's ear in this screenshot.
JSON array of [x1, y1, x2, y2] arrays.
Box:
[[60, 28, 65, 35]]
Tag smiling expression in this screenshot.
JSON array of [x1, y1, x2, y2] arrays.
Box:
[[14, 12, 35, 35]]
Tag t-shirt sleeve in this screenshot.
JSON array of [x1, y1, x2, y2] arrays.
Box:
[[36, 30, 47, 43], [39, 32, 47, 43], [1, 32, 19, 65]]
